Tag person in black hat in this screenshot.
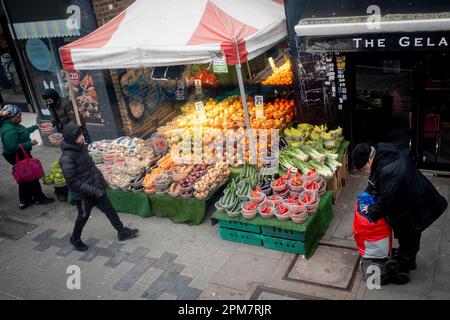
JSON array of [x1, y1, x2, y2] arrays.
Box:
[[59, 122, 138, 251], [42, 89, 91, 144], [352, 142, 448, 284]]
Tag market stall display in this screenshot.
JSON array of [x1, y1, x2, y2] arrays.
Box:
[[261, 60, 293, 86]]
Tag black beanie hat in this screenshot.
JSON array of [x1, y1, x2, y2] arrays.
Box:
[[352, 143, 371, 170]]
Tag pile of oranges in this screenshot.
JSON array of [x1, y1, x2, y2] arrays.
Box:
[[261, 60, 293, 86]]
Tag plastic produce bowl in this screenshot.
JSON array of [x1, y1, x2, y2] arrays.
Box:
[[274, 188, 290, 199], [258, 200, 275, 218], [241, 210, 257, 220], [241, 201, 258, 215], [288, 179, 304, 192], [267, 195, 282, 202], [289, 203, 307, 215], [307, 199, 319, 214], [290, 211, 308, 224], [302, 171, 319, 182], [271, 181, 288, 192], [274, 209, 291, 221], [248, 192, 266, 204], [299, 190, 316, 205], [226, 210, 241, 218], [221, 198, 238, 210]]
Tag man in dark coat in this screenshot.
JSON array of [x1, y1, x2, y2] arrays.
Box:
[[60, 122, 138, 251], [42, 89, 91, 143], [352, 142, 448, 283]]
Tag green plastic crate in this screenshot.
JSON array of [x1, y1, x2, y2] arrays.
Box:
[[261, 226, 305, 241], [261, 235, 305, 255], [219, 228, 263, 246], [219, 220, 261, 233]]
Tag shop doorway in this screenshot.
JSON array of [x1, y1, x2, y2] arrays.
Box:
[[417, 52, 450, 172], [0, 15, 31, 112], [353, 53, 416, 157]]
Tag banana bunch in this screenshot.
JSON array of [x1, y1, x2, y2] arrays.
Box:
[[320, 132, 333, 140], [298, 123, 313, 131], [313, 124, 327, 133], [310, 130, 321, 140]]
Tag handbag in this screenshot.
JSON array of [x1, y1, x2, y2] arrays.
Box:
[[12, 144, 45, 184]]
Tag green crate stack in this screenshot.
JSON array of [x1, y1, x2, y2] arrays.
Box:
[[218, 228, 263, 247], [218, 220, 262, 233], [261, 235, 305, 255], [261, 226, 305, 241]]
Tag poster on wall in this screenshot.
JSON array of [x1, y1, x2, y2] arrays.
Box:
[[117, 68, 161, 122], [69, 70, 103, 124]]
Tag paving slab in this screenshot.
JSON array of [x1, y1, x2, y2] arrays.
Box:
[[286, 245, 360, 290], [210, 251, 281, 292]]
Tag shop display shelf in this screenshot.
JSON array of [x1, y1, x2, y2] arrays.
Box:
[[218, 220, 261, 234], [218, 228, 263, 247], [261, 226, 305, 241], [261, 235, 305, 255]]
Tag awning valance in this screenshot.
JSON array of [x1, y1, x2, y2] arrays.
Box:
[[13, 19, 80, 40], [295, 12, 450, 37]]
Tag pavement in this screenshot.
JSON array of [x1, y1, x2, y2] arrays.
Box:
[[0, 113, 449, 300]]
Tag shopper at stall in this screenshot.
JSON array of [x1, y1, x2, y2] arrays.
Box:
[[59, 122, 138, 251], [42, 88, 91, 143], [0, 104, 55, 209], [352, 142, 448, 284]]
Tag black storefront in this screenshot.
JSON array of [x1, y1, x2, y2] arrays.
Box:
[[0, 0, 123, 144], [285, 0, 450, 172]]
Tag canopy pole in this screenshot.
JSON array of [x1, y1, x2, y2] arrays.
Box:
[[235, 64, 257, 165], [65, 71, 82, 126]]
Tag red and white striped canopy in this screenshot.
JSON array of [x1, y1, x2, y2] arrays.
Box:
[[60, 0, 286, 71]]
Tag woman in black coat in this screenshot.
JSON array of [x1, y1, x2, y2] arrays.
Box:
[[352, 143, 448, 282]]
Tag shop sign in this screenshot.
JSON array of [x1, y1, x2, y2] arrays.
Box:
[[254, 95, 264, 120], [25, 39, 52, 71], [302, 32, 450, 52]]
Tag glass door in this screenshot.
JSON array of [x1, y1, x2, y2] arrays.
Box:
[[417, 52, 450, 172], [353, 53, 416, 157]]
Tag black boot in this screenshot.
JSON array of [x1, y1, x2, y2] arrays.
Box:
[[391, 248, 417, 271], [19, 201, 34, 210], [118, 227, 139, 241], [391, 271, 410, 285], [70, 236, 88, 251]]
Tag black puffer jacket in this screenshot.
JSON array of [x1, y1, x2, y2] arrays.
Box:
[[366, 143, 448, 233], [59, 123, 107, 200]]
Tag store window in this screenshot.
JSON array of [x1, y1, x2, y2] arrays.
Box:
[[0, 19, 28, 110]]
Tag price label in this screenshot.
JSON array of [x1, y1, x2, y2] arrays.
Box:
[[212, 51, 228, 74], [194, 79, 202, 95], [195, 101, 205, 113], [255, 95, 264, 120], [195, 101, 207, 123]]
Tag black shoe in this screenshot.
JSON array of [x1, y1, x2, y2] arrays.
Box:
[[35, 197, 55, 205], [391, 271, 410, 285], [70, 237, 88, 251], [19, 202, 33, 210], [118, 227, 139, 241]]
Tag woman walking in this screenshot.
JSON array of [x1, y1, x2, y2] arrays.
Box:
[[0, 105, 54, 209]]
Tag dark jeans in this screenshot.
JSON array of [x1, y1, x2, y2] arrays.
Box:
[[3, 151, 47, 204], [394, 229, 422, 269], [73, 195, 124, 239]]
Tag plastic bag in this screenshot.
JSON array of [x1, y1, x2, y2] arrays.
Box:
[[353, 193, 392, 259]]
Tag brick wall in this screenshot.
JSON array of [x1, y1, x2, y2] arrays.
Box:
[[90, 0, 176, 137]]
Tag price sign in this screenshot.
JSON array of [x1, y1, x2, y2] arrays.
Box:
[[195, 101, 207, 123], [195, 79, 202, 95], [212, 51, 228, 74], [255, 95, 264, 120]]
